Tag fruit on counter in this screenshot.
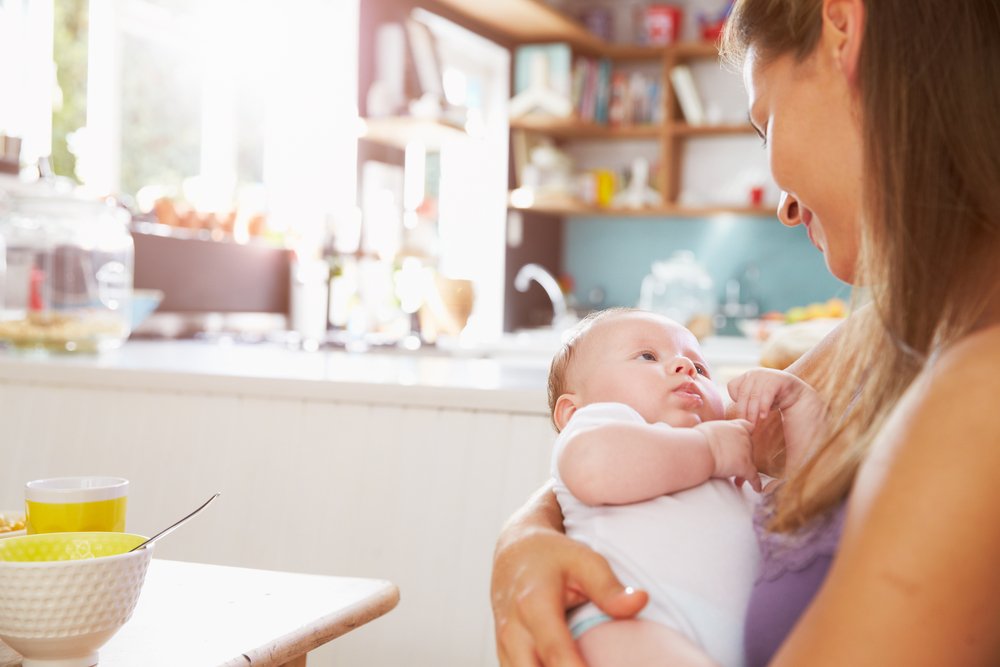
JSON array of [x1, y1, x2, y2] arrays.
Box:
[[777, 297, 847, 324]]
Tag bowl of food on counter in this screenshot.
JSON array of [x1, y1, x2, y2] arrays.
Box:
[[738, 298, 849, 369]]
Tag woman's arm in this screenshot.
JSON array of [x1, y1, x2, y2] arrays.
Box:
[[559, 420, 756, 505], [772, 325, 1000, 665], [491, 481, 648, 667]]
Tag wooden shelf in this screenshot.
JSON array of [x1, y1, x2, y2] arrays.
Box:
[[428, 0, 714, 60], [670, 122, 756, 137], [360, 116, 467, 151], [422, 0, 756, 218], [671, 40, 723, 61], [428, 0, 605, 52], [511, 117, 661, 139]]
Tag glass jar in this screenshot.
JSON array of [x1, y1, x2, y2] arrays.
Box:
[[0, 190, 133, 353], [638, 250, 717, 339]]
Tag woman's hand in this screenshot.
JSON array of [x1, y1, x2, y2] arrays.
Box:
[[491, 485, 648, 667]]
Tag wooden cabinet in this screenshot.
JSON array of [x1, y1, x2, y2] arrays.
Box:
[[427, 0, 767, 217]]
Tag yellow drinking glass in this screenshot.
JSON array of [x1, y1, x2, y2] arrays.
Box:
[[24, 477, 129, 534]]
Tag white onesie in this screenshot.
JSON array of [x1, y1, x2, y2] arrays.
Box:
[[552, 402, 760, 667]]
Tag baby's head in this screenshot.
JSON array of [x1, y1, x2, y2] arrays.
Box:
[[548, 308, 724, 431]]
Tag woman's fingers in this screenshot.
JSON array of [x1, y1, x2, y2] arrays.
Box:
[[569, 546, 647, 619], [517, 587, 587, 667], [493, 533, 634, 667], [496, 618, 544, 667]]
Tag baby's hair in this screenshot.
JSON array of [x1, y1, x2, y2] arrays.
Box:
[[547, 307, 637, 430]]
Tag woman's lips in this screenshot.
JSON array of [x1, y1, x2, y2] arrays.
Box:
[[802, 208, 822, 251], [804, 221, 819, 249]]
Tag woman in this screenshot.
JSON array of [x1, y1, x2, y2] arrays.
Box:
[[490, 1, 1000, 665]]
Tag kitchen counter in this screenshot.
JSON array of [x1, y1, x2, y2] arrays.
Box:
[[0, 340, 552, 415], [0, 335, 762, 414]]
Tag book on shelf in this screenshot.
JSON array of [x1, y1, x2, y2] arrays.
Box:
[[572, 57, 661, 127], [670, 65, 705, 125]]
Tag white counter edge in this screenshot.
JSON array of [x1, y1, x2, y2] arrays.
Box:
[[0, 349, 550, 415]]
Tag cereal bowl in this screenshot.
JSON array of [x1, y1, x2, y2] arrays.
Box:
[[0, 532, 152, 667]]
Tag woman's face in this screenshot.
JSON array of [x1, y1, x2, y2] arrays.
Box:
[[744, 42, 864, 284]]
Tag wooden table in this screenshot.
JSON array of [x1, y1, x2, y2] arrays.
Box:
[[0, 559, 400, 666]]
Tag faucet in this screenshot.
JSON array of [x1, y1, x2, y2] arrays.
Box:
[[514, 263, 572, 327]]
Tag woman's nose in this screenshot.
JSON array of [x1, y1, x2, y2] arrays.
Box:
[[670, 357, 697, 377], [778, 191, 802, 228]]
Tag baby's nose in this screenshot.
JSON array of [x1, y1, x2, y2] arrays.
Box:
[[670, 357, 697, 377]]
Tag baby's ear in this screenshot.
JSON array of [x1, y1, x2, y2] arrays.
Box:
[[553, 394, 579, 431]]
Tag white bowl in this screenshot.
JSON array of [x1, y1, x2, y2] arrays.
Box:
[[0, 532, 152, 667]]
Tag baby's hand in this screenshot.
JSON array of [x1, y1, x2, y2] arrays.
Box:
[[728, 368, 828, 473], [728, 368, 815, 425], [694, 419, 760, 492]]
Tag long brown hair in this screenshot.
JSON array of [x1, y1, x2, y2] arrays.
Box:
[[722, 0, 1000, 531]]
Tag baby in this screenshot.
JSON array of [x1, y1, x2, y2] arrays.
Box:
[[548, 307, 764, 666]]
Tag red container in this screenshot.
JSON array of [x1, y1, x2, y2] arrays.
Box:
[[645, 5, 683, 45]]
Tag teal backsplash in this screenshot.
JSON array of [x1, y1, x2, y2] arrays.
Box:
[[562, 216, 849, 314]]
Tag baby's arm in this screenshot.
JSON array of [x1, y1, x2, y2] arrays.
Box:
[[558, 418, 757, 506], [727, 368, 826, 472]]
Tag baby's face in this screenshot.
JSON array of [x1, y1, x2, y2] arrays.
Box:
[[569, 312, 724, 427]]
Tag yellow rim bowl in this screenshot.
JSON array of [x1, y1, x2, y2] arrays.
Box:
[[0, 532, 148, 563]]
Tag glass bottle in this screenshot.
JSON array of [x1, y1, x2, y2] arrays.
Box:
[[638, 250, 717, 339], [0, 190, 134, 353]]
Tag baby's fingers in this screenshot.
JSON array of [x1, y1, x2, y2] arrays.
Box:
[[747, 385, 778, 425], [727, 374, 746, 403]]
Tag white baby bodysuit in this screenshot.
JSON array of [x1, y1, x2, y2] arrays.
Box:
[[552, 402, 761, 667]]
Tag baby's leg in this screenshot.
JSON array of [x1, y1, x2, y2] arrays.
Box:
[[577, 618, 717, 667]]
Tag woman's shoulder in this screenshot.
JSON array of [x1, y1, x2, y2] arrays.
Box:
[[932, 321, 1000, 377], [859, 323, 1000, 484], [863, 323, 1000, 482]]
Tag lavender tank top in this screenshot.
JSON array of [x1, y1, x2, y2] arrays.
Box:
[[743, 496, 847, 667]]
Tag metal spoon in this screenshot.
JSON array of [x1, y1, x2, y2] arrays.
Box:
[[129, 492, 221, 552]]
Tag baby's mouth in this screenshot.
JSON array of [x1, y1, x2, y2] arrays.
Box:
[[673, 383, 703, 407]]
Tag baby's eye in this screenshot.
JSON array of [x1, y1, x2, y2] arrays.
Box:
[[695, 364, 709, 376], [640, 351, 657, 361]]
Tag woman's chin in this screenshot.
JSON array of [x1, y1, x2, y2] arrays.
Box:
[[824, 255, 857, 285]]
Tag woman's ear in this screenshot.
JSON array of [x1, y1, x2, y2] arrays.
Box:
[[823, 0, 865, 83], [553, 394, 579, 432]]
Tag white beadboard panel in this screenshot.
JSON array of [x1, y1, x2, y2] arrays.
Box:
[[0, 377, 554, 667]]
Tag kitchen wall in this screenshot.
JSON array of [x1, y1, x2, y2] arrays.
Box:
[[563, 215, 849, 314]]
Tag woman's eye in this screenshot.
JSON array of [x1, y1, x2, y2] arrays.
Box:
[[640, 352, 656, 361]]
